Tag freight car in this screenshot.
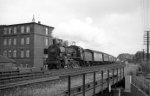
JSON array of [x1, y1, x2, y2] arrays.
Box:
[[46, 43, 116, 69]]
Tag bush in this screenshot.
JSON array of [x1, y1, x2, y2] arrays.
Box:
[[139, 61, 150, 73]]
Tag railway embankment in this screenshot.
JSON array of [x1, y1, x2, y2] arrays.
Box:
[[0, 63, 141, 96], [0, 63, 124, 96]]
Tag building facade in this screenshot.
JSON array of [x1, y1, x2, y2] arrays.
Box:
[[0, 22, 54, 68]]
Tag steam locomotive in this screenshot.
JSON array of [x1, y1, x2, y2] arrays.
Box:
[[46, 40, 116, 69]]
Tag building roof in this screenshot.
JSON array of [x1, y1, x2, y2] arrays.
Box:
[[0, 55, 16, 63], [0, 22, 54, 29]]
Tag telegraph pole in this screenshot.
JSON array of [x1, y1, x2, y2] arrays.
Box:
[[144, 31, 150, 63], [147, 31, 149, 62], [142, 0, 150, 63], [143, 49, 145, 61]]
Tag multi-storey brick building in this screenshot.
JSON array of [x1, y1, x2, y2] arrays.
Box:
[[0, 22, 54, 68]]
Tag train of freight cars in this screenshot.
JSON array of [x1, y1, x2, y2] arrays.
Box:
[[46, 42, 116, 69]]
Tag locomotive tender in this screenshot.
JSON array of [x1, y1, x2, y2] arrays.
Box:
[[46, 43, 116, 69]]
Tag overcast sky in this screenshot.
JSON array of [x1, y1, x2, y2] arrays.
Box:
[[0, 0, 147, 56]]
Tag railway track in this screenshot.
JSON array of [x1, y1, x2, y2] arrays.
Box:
[[0, 63, 124, 86], [0, 71, 45, 84]]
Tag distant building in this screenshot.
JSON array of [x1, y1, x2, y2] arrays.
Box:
[[0, 22, 54, 68]]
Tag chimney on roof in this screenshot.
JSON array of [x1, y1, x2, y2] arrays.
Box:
[[38, 21, 41, 24]]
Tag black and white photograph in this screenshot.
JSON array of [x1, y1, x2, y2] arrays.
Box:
[[0, 0, 149, 96]]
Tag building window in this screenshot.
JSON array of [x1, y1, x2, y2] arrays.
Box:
[[3, 50, 7, 57], [8, 50, 11, 58], [26, 37, 30, 44], [26, 64, 28, 68], [45, 37, 48, 46], [26, 50, 30, 57], [8, 38, 11, 45], [4, 28, 7, 35], [8, 28, 11, 34], [13, 50, 17, 57], [20, 64, 23, 67], [3, 39, 7, 46], [14, 27, 17, 34], [21, 38, 24, 45], [12, 64, 16, 67], [45, 27, 48, 35], [26, 26, 30, 33], [21, 26, 24, 33], [21, 50, 24, 58], [13, 38, 17, 45]]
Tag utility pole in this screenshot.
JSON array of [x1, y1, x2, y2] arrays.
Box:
[[147, 31, 149, 63], [143, 31, 150, 64], [144, 31, 150, 63], [143, 49, 145, 61], [142, 0, 150, 63]]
